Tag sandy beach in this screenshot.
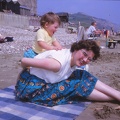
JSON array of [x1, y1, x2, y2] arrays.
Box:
[[0, 25, 120, 120]]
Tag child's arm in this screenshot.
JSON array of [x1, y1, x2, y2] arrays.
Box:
[[52, 40, 63, 50], [38, 41, 64, 50], [38, 41, 57, 50]]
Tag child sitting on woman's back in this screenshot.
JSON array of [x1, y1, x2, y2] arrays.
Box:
[[24, 12, 63, 58]]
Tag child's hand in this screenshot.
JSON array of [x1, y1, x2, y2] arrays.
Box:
[[57, 46, 66, 49], [52, 46, 62, 50], [56, 46, 63, 50]]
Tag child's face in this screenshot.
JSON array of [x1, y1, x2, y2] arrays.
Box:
[[45, 22, 59, 36]]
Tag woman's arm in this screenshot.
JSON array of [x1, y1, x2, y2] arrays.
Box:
[[21, 58, 61, 72]]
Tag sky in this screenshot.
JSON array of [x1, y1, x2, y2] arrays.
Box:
[[37, 0, 120, 25]]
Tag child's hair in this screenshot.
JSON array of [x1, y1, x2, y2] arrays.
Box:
[[40, 12, 61, 27]]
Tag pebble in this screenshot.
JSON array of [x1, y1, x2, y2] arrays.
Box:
[[0, 25, 77, 54]]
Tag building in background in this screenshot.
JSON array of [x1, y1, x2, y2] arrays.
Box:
[[0, 0, 37, 16], [18, 0, 37, 16], [56, 12, 69, 29]]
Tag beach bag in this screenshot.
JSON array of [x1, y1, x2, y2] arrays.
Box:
[[5, 37, 14, 42]]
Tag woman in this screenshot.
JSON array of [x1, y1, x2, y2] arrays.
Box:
[[15, 40, 120, 107]]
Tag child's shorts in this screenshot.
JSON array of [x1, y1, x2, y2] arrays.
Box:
[[23, 48, 38, 58]]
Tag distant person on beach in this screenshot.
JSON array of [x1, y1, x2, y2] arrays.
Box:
[[0, 33, 5, 43], [86, 21, 102, 37], [110, 27, 115, 36], [102, 27, 109, 39], [24, 12, 63, 58], [15, 40, 120, 107]]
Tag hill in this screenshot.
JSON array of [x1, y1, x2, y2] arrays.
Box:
[[68, 12, 120, 32]]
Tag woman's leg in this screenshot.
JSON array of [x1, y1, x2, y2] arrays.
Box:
[[87, 89, 114, 101], [87, 80, 120, 101]]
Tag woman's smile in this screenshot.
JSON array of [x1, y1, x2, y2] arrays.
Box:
[[71, 49, 94, 67]]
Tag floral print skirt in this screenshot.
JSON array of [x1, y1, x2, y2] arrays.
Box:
[[15, 69, 97, 107]]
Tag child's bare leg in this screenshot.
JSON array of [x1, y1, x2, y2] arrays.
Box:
[[87, 80, 120, 101]]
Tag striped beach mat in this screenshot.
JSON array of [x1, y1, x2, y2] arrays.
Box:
[[0, 86, 90, 120]]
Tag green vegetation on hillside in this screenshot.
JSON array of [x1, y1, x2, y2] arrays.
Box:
[[68, 12, 120, 31]]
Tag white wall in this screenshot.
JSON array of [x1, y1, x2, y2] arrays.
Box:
[[0, 12, 29, 28]]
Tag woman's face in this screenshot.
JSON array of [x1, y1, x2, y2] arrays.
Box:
[[45, 22, 59, 36], [71, 49, 95, 67]]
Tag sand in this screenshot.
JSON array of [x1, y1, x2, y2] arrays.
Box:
[[0, 25, 120, 120]]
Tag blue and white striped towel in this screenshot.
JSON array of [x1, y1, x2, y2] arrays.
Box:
[[0, 86, 90, 120]]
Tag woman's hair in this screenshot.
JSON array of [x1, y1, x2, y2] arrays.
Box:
[[40, 12, 61, 27], [70, 40, 100, 60]]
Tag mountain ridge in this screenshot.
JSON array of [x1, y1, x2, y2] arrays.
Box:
[[68, 12, 120, 32]]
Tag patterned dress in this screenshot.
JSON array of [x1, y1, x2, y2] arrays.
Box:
[[15, 68, 97, 107]]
